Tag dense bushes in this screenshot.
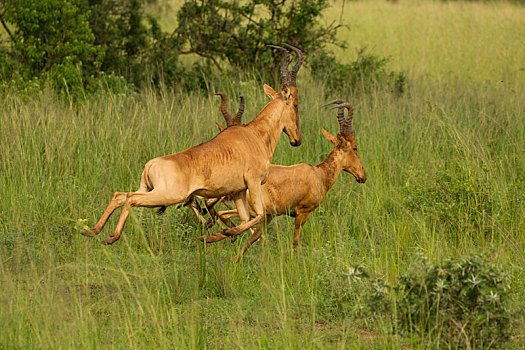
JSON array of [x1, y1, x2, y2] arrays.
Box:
[[0, 0, 405, 96]]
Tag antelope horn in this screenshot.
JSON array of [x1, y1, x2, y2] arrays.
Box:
[[329, 102, 354, 134], [322, 99, 345, 107], [267, 44, 290, 86], [232, 95, 245, 126], [282, 44, 304, 87], [339, 102, 355, 134], [215, 92, 233, 127]]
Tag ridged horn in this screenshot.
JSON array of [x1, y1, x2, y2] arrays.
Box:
[[215, 93, 233, 127], [324, 99, 354, 134], [232, 95, 244, 126], [282, 44, 304, 87], [267, 44, 290, 86]]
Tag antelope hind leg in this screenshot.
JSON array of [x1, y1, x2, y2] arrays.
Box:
[[102, 189, 187, 244], [81, 192, 128, 237]]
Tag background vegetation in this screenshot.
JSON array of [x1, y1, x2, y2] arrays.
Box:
[[1, 0, 524, 348]]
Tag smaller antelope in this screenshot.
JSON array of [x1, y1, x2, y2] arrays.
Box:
[[205, 100, 367, 260]]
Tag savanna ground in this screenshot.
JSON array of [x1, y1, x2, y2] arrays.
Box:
[[1, 0, 524, 348]]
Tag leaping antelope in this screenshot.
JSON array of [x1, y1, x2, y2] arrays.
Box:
[[204, 100, 367, 260], [81, 44, 304, 245]]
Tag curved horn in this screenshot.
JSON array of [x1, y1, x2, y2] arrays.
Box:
[[338, 102, 355, 134], [267, 44, 290, 86], [282, 44, 304, 87], [330, 102, 354, 134], [215, 92, 233, 126], [232, 95, 245, 126], [322, 99, 345, 107]]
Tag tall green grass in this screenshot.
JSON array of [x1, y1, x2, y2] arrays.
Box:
[[1, 0, 524, 348]]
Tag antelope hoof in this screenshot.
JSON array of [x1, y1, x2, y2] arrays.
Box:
[[102, 237, 117, 245], [197, 234, 212, 243], [81, 228, 97, 237]]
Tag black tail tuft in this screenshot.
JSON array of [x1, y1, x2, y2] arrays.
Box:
[[156, 206, 167, 215]]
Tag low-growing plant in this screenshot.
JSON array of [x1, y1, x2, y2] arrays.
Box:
[[395, 254, 511, 348]]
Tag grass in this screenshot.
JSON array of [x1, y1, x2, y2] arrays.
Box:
[[1, 0, 524, 348]]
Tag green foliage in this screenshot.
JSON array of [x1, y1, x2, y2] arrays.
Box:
[[310, 48, 407, 95], [2, 0, 102, 81], [316, 261, 391, 322], [1, 0, 404, 94], [79, 0, 182, 88], [395, 254, 512, 348], [321, 254, 514, 348], [175, 0, 341, 78], [1, 0, 182, 94]]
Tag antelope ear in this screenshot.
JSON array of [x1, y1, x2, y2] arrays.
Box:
[[216, 122, 226, 132], [281, 83, 291, 101], [263, 84, 279, 99], [321, 128, 337, 145]]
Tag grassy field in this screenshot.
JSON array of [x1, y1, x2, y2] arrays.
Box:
[[1, 0, 524, 348]]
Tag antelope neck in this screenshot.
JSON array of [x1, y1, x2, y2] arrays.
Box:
[[246, 99, 285, 160], [316, 148, 344, 194]]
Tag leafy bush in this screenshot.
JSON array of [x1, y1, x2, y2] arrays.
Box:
[[175, 0, 341, 79], [395, 254, 512, 348], [1, 0, 102, 80], [79, 0, 182, 88]]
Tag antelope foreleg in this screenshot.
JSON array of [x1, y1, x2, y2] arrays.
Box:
[[198, 191, 255, 242], [292, 212, 311, 248], [233, 215, 273, 262], [188, 199, 210, 227]]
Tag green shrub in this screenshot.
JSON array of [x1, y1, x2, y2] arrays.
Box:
[[2, 0, 102, 79], [395, 254, 511, 348], [175, 0, 341, 80]]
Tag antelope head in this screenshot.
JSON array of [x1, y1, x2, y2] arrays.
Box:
[[215, 92, 245, 132], [266, 44, 304, 147], [322, 100, 367, 183]]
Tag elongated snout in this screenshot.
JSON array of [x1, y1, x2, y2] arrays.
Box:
[[290, 138, 302, 147], [356, 169, 367, 183], [284, 126, 302, 147], [345, 168, 367, 183]]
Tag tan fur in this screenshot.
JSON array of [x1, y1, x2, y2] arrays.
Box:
[[81, 84, 302, 245], [214, 121, 367, 260]]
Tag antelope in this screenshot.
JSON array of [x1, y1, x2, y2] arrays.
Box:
[[206, 100, 367, 260], [186, 92, 245, 229], [81, 44, 304, 245]]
